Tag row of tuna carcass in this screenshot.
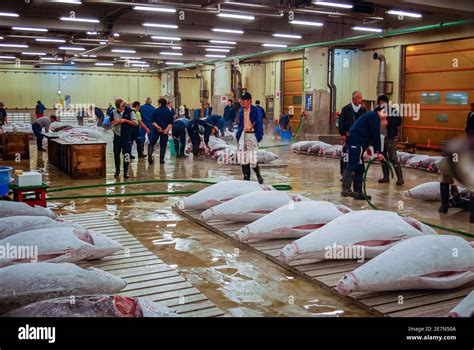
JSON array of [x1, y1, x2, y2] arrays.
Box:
[[291, 140, 443, 172], [178, 180, 474, 317], [0, 201, 178, 317]]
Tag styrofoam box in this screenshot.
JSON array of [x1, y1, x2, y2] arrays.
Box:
[[14, 172, 42, 187]]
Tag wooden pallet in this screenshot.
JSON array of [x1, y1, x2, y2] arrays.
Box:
[[173, 206, 473, 317], [61, 212, 224, 317]]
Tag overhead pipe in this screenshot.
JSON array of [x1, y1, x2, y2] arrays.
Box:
[[196, 73, 206, 105], [174, 70, 181, 107], [327, 48, 337, 129], [231, 64, 243, 100], [373, 52, 387, 96]]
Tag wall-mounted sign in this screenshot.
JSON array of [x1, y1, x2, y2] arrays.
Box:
[[305, 93, 313, 111], [220, 95, 228, 104], [275, 91, 281, 99]]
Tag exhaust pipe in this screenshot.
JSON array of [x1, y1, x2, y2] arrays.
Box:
[[196, 73, 206, 104], [231, 65, 243, 99], [373, 52, 387, 96], [174, 70, 181, 107]]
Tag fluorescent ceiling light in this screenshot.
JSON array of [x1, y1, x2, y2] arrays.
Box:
[[86, 31, 98, 35], [113, 33, 120, 37], [151, 36, 181, 41], [217, 13, 255, 20], [205, 48, 230, 52], [0, 37, 4, 40], [211, 28, 244, 34], [12, 26, 48, 32], [171, 46, 182, 50], [120, 56, 142, 60], [99, 41, 107, 45], [111, 49, 136, 53], [133, 6, 176, 13], [165, 61, 184, 65], [290, 20, 324, 27], [81, 54, 97, 58], [0, 43, 28, 48], [0, 55, 16, 59], [125, 60, 147, 64], [56, 0, 82, 4], [36, 38, 66, 43], [387, 10, 422, 18], [59, 46, 85, 51], [41, 57, 63, 61], [160, 51, 183, 56], [209, 40, 237, 45], [263, 43, 287, 48], [22, 52, 47, 56], [314, 1, 353, 9], [273, 33, 302, 39], [352, 26, 383, 33], [95, 62, 114, 66], [205, 54, 226, 58], [0, 12, 19, 17], [132, 64, 150, 68], [143, 23, 178, 29], [60, 17, 100, 23]]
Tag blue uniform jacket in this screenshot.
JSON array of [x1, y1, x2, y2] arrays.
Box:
[[205, 115, 225, 136], [236, 105, 264, 143], [347, 110, 382, 153], [139, 103, 155, 125], [152, 106, 174, 130]]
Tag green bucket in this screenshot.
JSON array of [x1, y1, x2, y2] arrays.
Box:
[[169, 138, 176, 156]]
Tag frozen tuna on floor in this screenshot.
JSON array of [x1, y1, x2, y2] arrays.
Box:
[[279, 210, 436, 264], [0, 263, 126, 311], [200, 191, 309, 222], [236, 201, 352, 242], [0, 227, 123, 267], [176, 180, 274, 210], [4, 295, 179, 317], [447, 291, 474, 317], [405, 155, 430, 168], [405, 182, 467, 202], [336, 235, 474, 296], [257, 150, 279, 163], [0, 201, 56, 219], [0, 216, 86, 239], [308, 142, 332, 155]]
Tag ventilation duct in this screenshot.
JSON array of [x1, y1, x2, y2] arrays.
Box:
[[373, 52, 387, 96], [231, 65, 243, 99]]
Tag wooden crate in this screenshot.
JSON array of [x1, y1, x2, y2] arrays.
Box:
[[0, 132, 30, 160]]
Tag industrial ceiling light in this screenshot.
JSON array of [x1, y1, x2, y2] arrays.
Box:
[[160, 51, 183, 56], [209, 40, 237, 45], [0, 12, 19, 17], [262, 43, 287, 48], [143, 23, 178, 29], [313, 1, 353, 9], [86, 31, 98, 35], [133, 6, 176, 13], [132, 63, 150, 68], [205, 54, 226, 58], [36, 38, 66, 43], [212, 28, 244, 34], [0, 55, 16, 59], [290, 20, 324, 27], [0, 43, 28, 48], [205, 48, 230, 52], [95, 62, 114, 66], [56, 0, 82, 4], [59, 46, 85, 51], [0, 37, 4, 40], [217, 13, 255, 20], [151, 36, 181, 41], [22, 52, 47, 56], [352, 26, 383, 32], [273, 33, 302, 39], [60, 17, 100, 23], [111, 49, 136, 53], [120, 56, 142, 60], [41, 57, 63, 61], [387, 10, 422, 18], [165, 61, 184, 65], [12, 27, 48, 32], [81, 54, 97, 58], [171, 46, 182, 50], [99, 41, 107, 45]]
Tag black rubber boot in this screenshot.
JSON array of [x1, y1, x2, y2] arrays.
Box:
[[394, 164, 404, 186], [242, 165, 251, 180], [253, 164, 264, 184], [352, 172, 371, 201], [470, 192, 474, 224], [378, 163, 390, 183], [439, 183, 450, 214], [341, 169, 353, 197], [148, 144, 154, 164], [159, 147, 166, 165], [138, 142, 146, 159]]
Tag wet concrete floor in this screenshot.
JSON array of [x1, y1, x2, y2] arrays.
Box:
[[3, 132, 472, 317]]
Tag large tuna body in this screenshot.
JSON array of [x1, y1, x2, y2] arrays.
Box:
[[0, 201, 56, 219], [279, 210, 436, 264], [0, 263, 126, 311], [176, 180, 274, 210], [5, 295, 179, 317], [0, 216, 86, 239], [448, 291, 474, 317], [200, 191, 309, 222], [0, 227, 122, 266], [336, 235, 474, 296], [236, 201, 352, 242]]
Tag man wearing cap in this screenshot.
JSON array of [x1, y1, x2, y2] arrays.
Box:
[[236, 92, 264, 184]]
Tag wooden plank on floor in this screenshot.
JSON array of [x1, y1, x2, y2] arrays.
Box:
[[173, 204, 472, 318], [60, 212, 224, 317]]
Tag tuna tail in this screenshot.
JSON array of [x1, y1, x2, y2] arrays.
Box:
[[336, 272, 358, 296], [176, 200, 185, 210], [200, 208, 214, 222], [336, 204, 353, 214], [235, 226, 251, 242], [278, 243, 299, 264], [261, 184, 275, 191]]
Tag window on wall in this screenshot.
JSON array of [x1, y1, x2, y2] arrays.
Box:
[[445, 92, 468, 105], [420, 92, 441, 105]]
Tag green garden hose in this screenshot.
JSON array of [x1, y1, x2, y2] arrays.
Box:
[[363, 159, 474, 238]]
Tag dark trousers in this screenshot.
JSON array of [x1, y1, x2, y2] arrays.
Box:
[[148, 130, 168, 162], [32, 122, 43, 150], [131, 126, 144, 157], [172, 123, 186, 156], [340, 143, 348, 176], [113, 133, 132, 174], [140, 121, 152, 144], [187, 124, 202, 156], [343, 143, 365, 193]]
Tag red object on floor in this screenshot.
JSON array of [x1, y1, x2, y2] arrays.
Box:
[[10, 184, 49, 208]]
